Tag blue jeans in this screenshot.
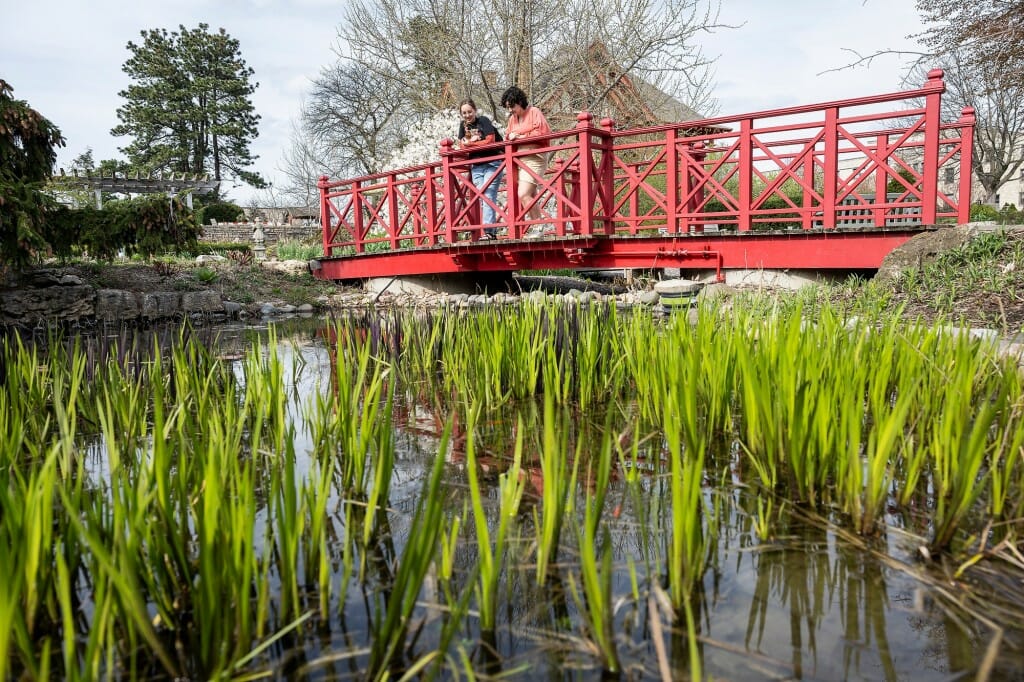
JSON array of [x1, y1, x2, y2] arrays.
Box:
[[471, 161, 503, 236]]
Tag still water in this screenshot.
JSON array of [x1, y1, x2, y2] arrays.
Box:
[[50, 316, 1024, 679]]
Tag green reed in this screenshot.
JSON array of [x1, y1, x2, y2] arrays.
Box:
[[663, 393, 710, 613], [0, 328, 341, 678], [366, 418, 450, 679], [988, 371, 1024, 527], [311, 323, 395, 500], [4, 292, 1024, 677], [927, 335, 1008, 552], [857, 339, 918, 536], [569, 418, 620, 674], [534, 388, 580, 585], [302, 454, 338, 617], [465, 404, 525, 632]]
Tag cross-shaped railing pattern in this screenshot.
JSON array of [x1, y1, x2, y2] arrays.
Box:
[[319, 70, 974, 258]]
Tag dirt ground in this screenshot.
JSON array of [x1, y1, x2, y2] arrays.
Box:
[[52, 261, 347, 309], [10, 228, 1024, 335]]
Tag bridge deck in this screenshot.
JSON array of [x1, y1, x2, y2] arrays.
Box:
[[312, 227, 932, 281]]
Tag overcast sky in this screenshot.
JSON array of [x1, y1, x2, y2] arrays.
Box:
[[2, 0, 926, 206]]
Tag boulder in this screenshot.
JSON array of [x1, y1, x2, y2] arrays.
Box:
[[0, 285, 96, 325], [181, 291, 224, 314], [875, 228, 972, 281], [141, 292, 182, 320], [95, 289, 141, 321]]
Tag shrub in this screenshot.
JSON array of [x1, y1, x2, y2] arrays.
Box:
[[45, 195, 200, 261], [273, 240, 323, 261], [197, 201, 244, 225], [192, 266, 219, 283], [886, 167, 918, 194], [227, 249, 254, 266], [970, 203, 1000, 222], [1, 80, 68, 268], [999, 203, 1021, 224]]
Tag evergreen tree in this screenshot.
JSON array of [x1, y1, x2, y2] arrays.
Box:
[[0, 78, 65, 267], [112, 23, 266, 189]]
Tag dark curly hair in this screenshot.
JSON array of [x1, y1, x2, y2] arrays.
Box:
[[500, 86, 529, 109]]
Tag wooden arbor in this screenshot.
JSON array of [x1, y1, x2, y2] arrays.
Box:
[[53, 169, 220, 209]]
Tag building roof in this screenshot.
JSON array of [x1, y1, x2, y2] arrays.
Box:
[[533, 41, 712, 132]]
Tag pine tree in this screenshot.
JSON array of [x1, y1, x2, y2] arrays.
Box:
[[0, 78, 65, 267], [112, 23, 266, 189]]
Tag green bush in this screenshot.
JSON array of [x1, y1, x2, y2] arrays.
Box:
[[192, 266, 219, 283], [273, 239, 323, 260], [45, 195, 200, 261], [999, 203, 1021, 224], [197, 201, 244, 225], [970, 203, 1000, 222], [197, 241, 252, 256], [886, 167, 918, 194]]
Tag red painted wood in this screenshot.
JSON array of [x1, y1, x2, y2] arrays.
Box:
[[315, 71, 975, 281]]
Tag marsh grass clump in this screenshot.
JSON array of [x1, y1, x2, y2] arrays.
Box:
[[3, 294, 1024, 678]]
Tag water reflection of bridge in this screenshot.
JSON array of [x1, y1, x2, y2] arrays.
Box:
[[314, 69, 974, 282]]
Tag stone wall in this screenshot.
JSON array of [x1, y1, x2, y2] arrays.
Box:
[[200, 222, 321, 244], [0, 270, 236, 327]]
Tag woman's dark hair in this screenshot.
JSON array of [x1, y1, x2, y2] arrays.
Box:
[[500, 86, 528, 109], [459, 98, 477, 110]]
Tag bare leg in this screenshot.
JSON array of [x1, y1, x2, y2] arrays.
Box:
[[519, 181, 539, 222]]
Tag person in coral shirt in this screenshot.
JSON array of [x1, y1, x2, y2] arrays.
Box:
[[500, 85, 552, 238]]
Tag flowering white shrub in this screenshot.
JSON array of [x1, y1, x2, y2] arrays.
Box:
[[374, 108, 505, 173], [374, 109, 456, 171]]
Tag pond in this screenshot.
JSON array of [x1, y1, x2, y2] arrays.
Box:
[[1, 307, 1022, 681]]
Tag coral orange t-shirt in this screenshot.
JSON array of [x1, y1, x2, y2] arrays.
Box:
[[506, 106, 551, 151]]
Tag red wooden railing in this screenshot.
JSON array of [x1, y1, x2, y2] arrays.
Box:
[[318, 69, 975, 258]]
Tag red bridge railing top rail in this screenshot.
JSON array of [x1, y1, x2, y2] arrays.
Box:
[[317, 69, 975, 259]]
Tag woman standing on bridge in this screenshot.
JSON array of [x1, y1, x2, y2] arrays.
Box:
[[501, 86, 552, 238], [456, 99, 504, 240]]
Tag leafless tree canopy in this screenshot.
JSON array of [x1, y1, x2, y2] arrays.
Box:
[[915, 0, 1024, 80], [909, 51, 1024, 203], [338, 0, 722, 117], [275, 0, 725, 204], [904, 2, 1024, 205]]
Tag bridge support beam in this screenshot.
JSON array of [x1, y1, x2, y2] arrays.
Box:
[[363, 273, 514, 297]]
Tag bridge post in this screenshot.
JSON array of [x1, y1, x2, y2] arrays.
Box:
[[502, 136, 524, 239], [822, 107, 839, 229], [318, 175, 330, 257], [739, 119, 753, 231], [387, 172, 400, 250], [552, 157, 569, 234], [597, 116, 616, 235], [440, 139, 457, 243], [872, 135, 889, 226], [353, 179, 365, 253], [956, 106, 976, 224], [666, 128, 679, 234], [425, 165, 440, 246], [801, 141, 816, 230], [921, 69, 945, 225], [688, 141, 707, 234], [574, 113, 596, 236]]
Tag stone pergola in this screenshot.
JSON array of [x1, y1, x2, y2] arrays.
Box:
[[54, 169, 220, 209]]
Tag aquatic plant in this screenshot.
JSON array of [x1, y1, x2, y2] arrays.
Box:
[[534, 389, 580, 585], [465, 404, 525, 633]]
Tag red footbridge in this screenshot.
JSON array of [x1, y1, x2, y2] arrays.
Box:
[[313, 70, 974, 282]]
